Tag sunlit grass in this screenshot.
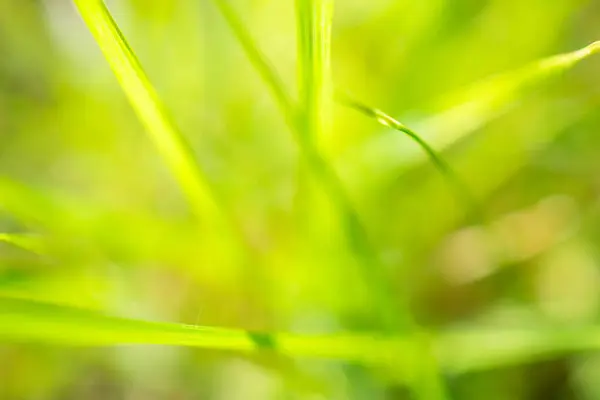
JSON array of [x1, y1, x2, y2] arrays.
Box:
[[2, 0, 600, 398]]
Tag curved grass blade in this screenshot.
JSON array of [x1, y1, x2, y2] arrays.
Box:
[[339, 93, 484, 224], [422, 41, 600, 148], [208, 5, 443, 396], [72, 0, 222, 225], [210, 0, 295, 124], [355, 41, 600, 178]]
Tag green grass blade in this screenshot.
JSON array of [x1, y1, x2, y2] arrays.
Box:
[[422, 40, 600, 148], [4, 296, 599, 376], [356, 41, 600, 178], [72, 0, 222, 224], [0, 296, 261, 351], [71, 0, 271, 288], [211, 0, 396, 328], [294, 0, 405, 331], [339, 93, 484, 224], [74, 0, 286, 334]]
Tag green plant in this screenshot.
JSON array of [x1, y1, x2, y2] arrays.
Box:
[[1, 0, 600, 398]]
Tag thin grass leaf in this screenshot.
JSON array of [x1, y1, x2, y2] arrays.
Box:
[[339, 93, 484, 224], [3, 296, 598, 376], [355, 41, 600, 178], [210, 0, 295, 124], [72, 0, 222, 225]]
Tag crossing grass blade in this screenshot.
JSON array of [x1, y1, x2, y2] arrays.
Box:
[[212, 0, 403, 330], [294, 3, 446, 398]]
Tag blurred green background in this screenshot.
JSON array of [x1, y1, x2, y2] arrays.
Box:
[[2, 0, 600, 398]]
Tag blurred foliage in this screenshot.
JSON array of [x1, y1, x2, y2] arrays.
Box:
[[1, 0, 600, 398]]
